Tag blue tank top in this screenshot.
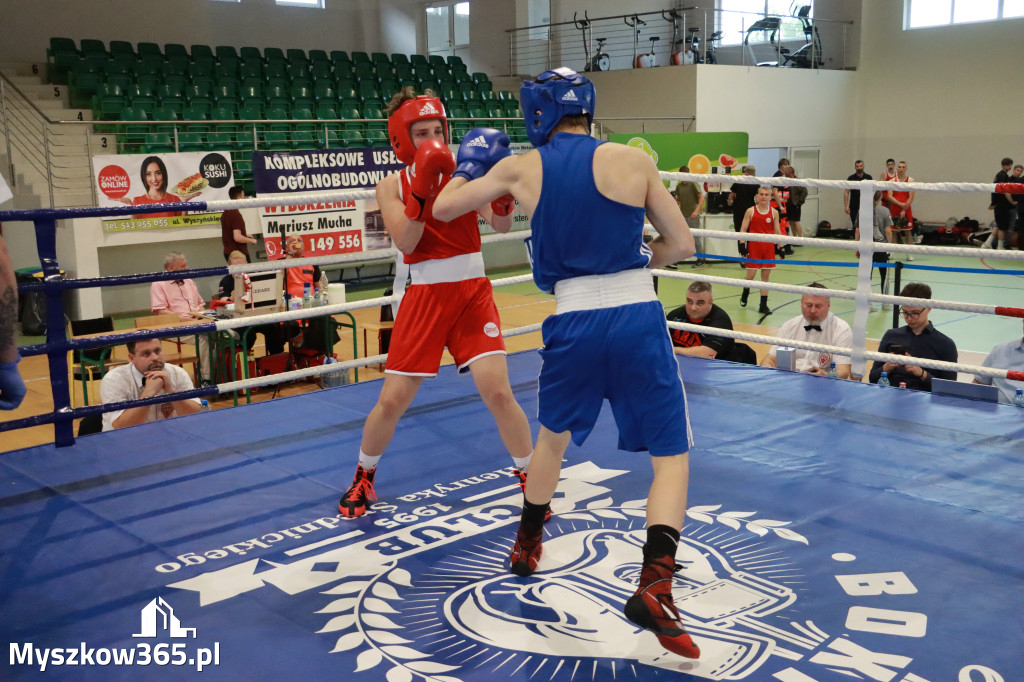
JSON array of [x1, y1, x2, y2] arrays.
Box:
[[532, 133, 651, 293]]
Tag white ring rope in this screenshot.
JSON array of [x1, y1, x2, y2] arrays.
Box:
[[653, 269, 1024, 318], [661, 172, 1024, 195], [665, 321, 1007, 380]]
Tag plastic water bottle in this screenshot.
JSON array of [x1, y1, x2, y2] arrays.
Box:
[[319, 271, 330, 305], [302, 283, 312, 309], [827, 361, 838, 379], [199, 399, 211, 412], [878, 371, 890, 387], [1014, 389, 1024, 407]]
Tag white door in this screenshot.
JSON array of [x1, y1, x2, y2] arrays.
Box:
[[791, 146, 820, 235]]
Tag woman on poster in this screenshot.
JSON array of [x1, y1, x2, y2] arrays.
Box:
[[116, 156, 202, 218]]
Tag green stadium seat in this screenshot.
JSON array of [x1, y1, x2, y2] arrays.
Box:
[[177, 131, 206, 153], [265, 106, 290, 127], [447, 102, 469, 119], [331, 50, 351, 67], [410, 54, 429, 66], [261, 131, 292, 152], [92, 85, 125, 121], [314, 80, 336, 104], [353, 62, 377, 80], [142, 133, 175, 154], [214, 63, 239, 82], [239, 60, 263, 79], [362, 102, 385, 131], [133, 54, 162, 77], [206, 132, 241, 152], [287, 48, 308, 66], [183, 102, 212, 127], [239, 101, 264, 121], [213, 81, 239, 101], [291, 107, 316, 132], [108, 72, 133, 92], [378, 79, 399, 99], [240, 80, 264, 103], [80, 39, 106, 56], [335, 79, 357, 101], [162, 56, 190, 77], [47, 45, 79, 84], [287, 63, 310, 81], [480, 89, 497, 101], [191, 44, 215, 62], [150, 107, 179, 134], [309, 49, 330, 64], [130, 94, 158, 113], [49, 37, 78, 55], [159, 96, 186, 115], [337, 129, 366, 148], [69, 69, 102, 108], [446, 55, 465, 68], [497, 90, 514, 101], [428, 55, 446, 69], [210, 104, 237, 126], [365, 128, 389, 147], [216, 45, 240, 62], [394, 64, 414, 81], [419, 80, 439, 94], [357, 81, 380, 102], [431, 62, 451, 79], [265, 61, 287, 80], [337, 101, 363, 131], [351, 51, 370, 64], [165, 44, 189, 60], [264, 47, 286, 62], [189, 61, 214, 79], [240, 46, 262, 61], [117, 106, 149, 152], [391, 53, 410, 66], [109, 40, 133, 57], [502, 100, 522, 117], [311, 62, 333, 80], [187, 79, 214, 101], [137, 42, 162, 58]]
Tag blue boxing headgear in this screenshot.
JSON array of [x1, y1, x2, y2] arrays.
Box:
[[520, 67, 596, 147]]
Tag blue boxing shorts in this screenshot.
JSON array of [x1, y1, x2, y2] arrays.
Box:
[[537, 299, 693, 456]]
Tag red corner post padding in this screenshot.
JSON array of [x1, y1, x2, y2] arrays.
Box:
[[994, 183, 1024, 194], [994, 306, 1024, 319]]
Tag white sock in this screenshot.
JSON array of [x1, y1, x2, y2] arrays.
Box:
[[512, 451, 533, 471], [358, 450, 381, 471]]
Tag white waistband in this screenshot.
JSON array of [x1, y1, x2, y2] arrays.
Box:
[[554, 269, 658, 314], [410, 252, 485, 285]]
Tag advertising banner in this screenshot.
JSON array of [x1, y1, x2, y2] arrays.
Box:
[[92, 151, 234, 232], [255, 147, 402, 260], [255, 143, 533, 261], [606, 131, 750, 186]]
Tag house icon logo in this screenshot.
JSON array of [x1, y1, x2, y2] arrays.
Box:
[[133, 597, 196, 639]]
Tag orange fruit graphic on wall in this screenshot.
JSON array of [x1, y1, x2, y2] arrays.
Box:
[[688, 154, 711, 174]]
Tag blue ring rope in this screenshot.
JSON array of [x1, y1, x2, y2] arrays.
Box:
[[0, 200, 210, 222], [17, 265, 231, 292], [0, 385, 219, 434], [19, 321, 219, 357]]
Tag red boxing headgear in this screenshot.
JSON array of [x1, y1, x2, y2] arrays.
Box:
[[387, 96, 448, 166]]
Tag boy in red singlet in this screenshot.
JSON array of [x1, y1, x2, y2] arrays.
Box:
[[739, 186, 782, 315], [338, 88, 535, 518], [886, 160, 915, 261]]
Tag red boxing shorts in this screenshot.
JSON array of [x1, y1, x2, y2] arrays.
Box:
[[745, 240, 776, 269], [385, 277, 506, 376]]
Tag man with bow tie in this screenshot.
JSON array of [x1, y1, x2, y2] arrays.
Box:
[[761, 282, 853, 378]]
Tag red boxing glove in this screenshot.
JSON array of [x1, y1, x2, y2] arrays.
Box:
[[405, 139, 455, 221], [491, 194, 515, 217]]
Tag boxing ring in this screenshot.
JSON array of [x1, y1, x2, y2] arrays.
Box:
[[2, 175, 1023, 681]]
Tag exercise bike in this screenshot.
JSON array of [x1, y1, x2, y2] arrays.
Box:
[[780, 4, 823, 69], [573, 12, 610, 73], [704, 30, 722, 64], [626, 15, 659, 68], [663, 9, 695, 65]]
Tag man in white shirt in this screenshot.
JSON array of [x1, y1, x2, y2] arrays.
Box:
[[100, 338, 201, 431], [761, 283, 853, 378]]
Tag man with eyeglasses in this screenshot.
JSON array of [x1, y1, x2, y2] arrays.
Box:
[[869, 282, 958, 390]]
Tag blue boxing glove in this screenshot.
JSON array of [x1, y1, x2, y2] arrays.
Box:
[[0, 355, 27, 410], [452, 128, 511, 182]]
